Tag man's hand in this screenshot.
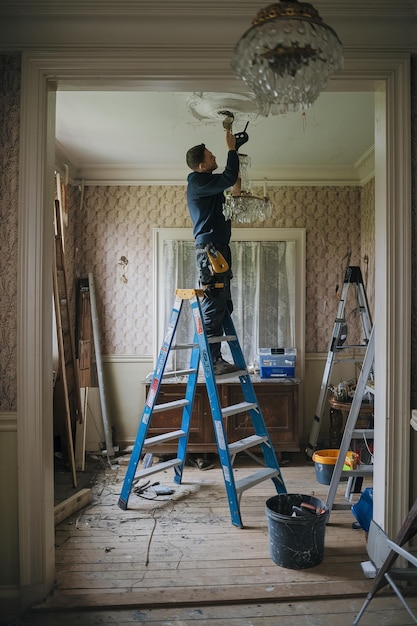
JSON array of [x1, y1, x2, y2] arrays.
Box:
[[225, 130, 237, 151]]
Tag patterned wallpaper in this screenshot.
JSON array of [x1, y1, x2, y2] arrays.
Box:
[[0, 55, 20, 411], [66, 182, 371, 356]]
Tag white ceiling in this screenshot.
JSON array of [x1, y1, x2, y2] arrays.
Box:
[[55, 90, 375, 185]]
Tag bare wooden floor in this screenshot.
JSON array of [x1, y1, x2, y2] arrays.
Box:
[[10, 452, 412, 625], [14, 596, 417, 625], [35, 454, 380, 610]]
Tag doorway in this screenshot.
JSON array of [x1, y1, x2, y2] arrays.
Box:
[[17, 49, 411, 603]]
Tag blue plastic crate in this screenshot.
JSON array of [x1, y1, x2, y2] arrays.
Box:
[[259, 348, 296, 378]]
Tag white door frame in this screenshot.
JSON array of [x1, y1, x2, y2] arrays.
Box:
[[17, 49, 411, 605]]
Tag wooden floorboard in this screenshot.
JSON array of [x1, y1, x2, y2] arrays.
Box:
[[15, 597, 417, 626], [27, 453, 382, 615]]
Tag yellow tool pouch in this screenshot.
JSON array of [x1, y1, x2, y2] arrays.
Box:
[[206, 245, 229, 274]]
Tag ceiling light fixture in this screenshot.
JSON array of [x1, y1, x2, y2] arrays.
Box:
[[221, 112, 273, 223], [231, 0, 344, 116]]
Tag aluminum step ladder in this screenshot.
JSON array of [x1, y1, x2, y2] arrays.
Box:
[[326, 324, 375, 516], [305, 266, 373, 458], [118, 288, 287, 528]]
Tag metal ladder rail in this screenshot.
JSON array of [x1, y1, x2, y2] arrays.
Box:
[[221, 307, 287, 495], [186, 291, 285, 527], [118, 294, 197, 509], [325, 325, 375, 515], [305, 266, 373, 458]]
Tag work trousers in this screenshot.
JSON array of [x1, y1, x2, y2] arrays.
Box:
[[196, 243, 233, 361]]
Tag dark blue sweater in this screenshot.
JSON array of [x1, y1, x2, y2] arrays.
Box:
[[187, 150, 239, 245]]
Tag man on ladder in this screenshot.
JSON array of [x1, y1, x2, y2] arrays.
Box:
[[185, 118, 245, 375]]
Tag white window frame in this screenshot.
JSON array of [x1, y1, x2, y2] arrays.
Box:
[[153, 227, 306, 380]]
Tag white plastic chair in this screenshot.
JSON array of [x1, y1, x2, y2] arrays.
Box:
[[353, 519, 417, 624]]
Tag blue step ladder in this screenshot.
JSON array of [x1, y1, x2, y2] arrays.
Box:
[[118, 288, 287, 528]]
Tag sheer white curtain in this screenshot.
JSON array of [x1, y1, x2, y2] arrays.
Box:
[[163, 239, 296, 369]]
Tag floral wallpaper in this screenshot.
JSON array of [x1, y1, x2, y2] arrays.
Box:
[[66, 182, 370, 356], [0, 54, 19, 411]]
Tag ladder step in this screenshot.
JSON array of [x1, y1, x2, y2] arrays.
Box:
[[228, 435, 268, 455], [222, 401, 258, 419], [341, 464, 374, 477], [153, 399, 189, 413], [208, 334, 236, 344], [132, 457, 182, 483], [235, 467, 280, 495], [161, 368, 197, 379], [351, 429, 374, 438], [144, 430, 186, 447], [332, 502, 352, 510]]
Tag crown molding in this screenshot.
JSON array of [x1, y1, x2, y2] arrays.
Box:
[[0, 1, 416, 18], [56, 145, 374, 187]]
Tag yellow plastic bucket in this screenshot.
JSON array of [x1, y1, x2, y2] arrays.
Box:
[[312, 449, 358, 485]]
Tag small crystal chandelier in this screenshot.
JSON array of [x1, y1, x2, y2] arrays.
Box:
[[223, 154, 273, 223], [221, 112, 273, 224], [231, 0, 344, 116]]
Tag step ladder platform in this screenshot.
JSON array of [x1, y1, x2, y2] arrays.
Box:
[[235, 467, 280, 495], [144, 429, 186, 447], [228, 434, 268, 455]]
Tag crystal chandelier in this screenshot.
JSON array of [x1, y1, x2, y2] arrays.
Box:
[[221, 112, 273, 224], [231, 0, 344, 116]]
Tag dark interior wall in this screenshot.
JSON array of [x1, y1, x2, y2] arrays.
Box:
[[0, 54, 20, 412]]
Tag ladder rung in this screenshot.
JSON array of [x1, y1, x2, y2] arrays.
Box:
[[332, 502, 352, 510], [221, 401, 258, 419], [171, 343, 198, 350], [351, 429, 374, 438], [235, 467, 280, 495], [132, 457, 182, 483], [144, 430, 186, 446], [228, 435, 268, 454], [341, 465, 374, 477], [161, 368, 197, 379], [208, 334, 236, 344], [153, 399, 189, 413], [215, 368, 246, 380]]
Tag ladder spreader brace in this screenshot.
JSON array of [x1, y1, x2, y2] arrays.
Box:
[[305, 266, 373, 458], [118, 288, 286, 528]]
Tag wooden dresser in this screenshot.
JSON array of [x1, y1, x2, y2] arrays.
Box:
[[145, 376, 299, 454]]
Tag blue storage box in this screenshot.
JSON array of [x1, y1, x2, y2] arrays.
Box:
[[259, 348, 296, 378], [352, 487, 373, 532]]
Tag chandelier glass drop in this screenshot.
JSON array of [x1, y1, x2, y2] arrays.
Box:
[[231, 0, 344, 116], [223, 153, 273, 224]]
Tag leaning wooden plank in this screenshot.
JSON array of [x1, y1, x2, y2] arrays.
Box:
[[54, 488, 92, 525]]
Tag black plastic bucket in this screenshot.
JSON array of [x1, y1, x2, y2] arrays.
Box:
[[265, 493, 329, 569]]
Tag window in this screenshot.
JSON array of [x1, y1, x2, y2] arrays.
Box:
[[154, 228, 305, 376]]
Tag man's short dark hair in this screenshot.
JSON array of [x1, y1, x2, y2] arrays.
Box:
[[186, 143, 206, 170]]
